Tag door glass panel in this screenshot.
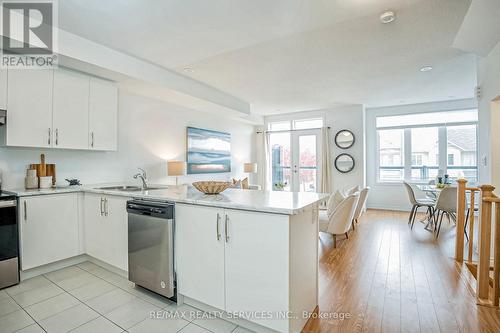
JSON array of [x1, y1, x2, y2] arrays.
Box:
[[269, 132, 291, 191], [298, 135, 317, 192]]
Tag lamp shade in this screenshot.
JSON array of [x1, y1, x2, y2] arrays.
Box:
[[244, 163, 257, 173], [167, 161, 186, 176]]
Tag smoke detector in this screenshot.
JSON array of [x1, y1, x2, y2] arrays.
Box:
[[380, 11, 396, 24]]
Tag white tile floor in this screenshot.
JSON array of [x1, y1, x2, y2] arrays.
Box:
[[0, 262, 254, 333]]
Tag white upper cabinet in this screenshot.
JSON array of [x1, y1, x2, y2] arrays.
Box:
[[2, 68, 117, 150], [0, 68, 6, 110], [6, 69, 53, 148], [89, 77, 118, 151], [53, 69, 90, 150]]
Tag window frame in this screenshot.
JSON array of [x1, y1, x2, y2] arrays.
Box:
[[267, 117, 324, 132], [375, 115, 478, 184]]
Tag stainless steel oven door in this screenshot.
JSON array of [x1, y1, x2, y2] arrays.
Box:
[[0, 199, 19, 289]]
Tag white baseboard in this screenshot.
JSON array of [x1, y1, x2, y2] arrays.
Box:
[[20, 254, 127, 280], [20, 255, 88, 280], [86, 256, 128, 278], [182, 295, 280, 333]]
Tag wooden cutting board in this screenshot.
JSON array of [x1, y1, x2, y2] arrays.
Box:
[[30, 154, 56, 186]]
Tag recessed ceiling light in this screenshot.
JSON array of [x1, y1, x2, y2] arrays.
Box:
[[380, 11, 396, 24], [183, 67, 194, 73], [420, 66, 433, 72]]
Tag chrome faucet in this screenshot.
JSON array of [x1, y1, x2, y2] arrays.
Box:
[[133, 168, 148, 190]]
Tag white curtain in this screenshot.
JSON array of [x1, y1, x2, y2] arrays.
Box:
[[320, 127, 332, 193], [256, 131, 270, 190]]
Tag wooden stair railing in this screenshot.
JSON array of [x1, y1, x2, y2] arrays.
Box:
[[456, 179, 480, 262], [456, 179, 500, 307]]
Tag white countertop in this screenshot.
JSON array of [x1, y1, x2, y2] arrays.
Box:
[[7, 184, 328, 215]]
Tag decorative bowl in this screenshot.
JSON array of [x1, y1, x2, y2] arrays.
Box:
[[192, 181, 231, 195]]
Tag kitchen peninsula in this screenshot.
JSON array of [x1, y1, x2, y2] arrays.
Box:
[[9, 185, 327, 333]]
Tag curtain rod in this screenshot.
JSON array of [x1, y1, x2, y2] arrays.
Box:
[[256, 126, 330, 134]]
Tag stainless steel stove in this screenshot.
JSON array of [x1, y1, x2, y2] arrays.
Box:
[[0, 191, 19, 289]]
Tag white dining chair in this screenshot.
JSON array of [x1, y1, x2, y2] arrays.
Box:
[[434, 186, 457, 238], [403, 182, 436, 229], [352, 187, 370, 227], [319, 193, 359, 248]]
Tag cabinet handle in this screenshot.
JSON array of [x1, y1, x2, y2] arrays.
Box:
[[216, 213, 221, 241], [48, 128, 51, 145], [104, 198, 109, 216], [100, 197, 104, 216], [91, 132, 94, 148], [24, 201, 27, 221], [55, 128, 59, 145], [224, 214, 229, 243]]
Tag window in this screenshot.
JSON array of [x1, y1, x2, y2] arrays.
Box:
[[448, 154, 454, 165], [293, 118, 323, 130], [376, 110, 478, 183], [376, 109, 478, 128], [268, 117, 324, 132], [268, 121, 290, 132], [378, 129, 404, 181], [410, 127, 439, 181], [446, 124, 477, 182]]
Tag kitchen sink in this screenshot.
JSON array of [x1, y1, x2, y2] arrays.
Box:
[[98, 186, 142, 191], [97, 185, 164, 192]]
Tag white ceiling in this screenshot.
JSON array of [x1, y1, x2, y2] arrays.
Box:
[[59, 0, 477, 115], [453, 0, 500, 56]]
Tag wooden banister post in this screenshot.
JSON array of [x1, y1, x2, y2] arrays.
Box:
[[494, 203, 500, 306], [468, 190, 476, 262], [456, 179, 467, 262], [478, 184, 495, 301]]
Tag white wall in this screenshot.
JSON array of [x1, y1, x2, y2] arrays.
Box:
[[478, 40, 500, 189], [365, 99, 478, 211], [264, 105, 365, 193], [0, 92, 254, 189]]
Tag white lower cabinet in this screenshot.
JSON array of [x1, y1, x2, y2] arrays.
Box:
[[176, 204, 290, 332], [84, 194, 128, 271], [224, 209, 289, 332], [176, 205, 225, 309], [19, 194, 80, 270]]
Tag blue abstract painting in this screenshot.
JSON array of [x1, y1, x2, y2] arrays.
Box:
[[187, 127, 231, 174]]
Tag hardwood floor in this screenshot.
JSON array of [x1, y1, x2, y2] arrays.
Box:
[[303, 209, 500, 333]]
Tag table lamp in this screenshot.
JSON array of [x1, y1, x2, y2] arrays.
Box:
[[167, 161, 186, 185], [244, 163, 257, 174]]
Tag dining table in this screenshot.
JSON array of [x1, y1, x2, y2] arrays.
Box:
[[415, 184, 454, 231], [415, 183, 478, 232]]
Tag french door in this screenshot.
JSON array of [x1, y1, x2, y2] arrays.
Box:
[[269, 129, 321, 192]]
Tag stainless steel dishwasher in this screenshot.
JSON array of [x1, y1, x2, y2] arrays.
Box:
[[127, 199, 176, 300]]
